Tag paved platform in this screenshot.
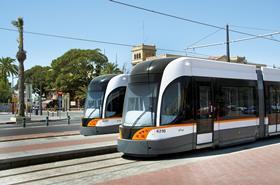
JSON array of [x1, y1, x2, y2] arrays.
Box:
[[0, 130, 79, 142], [0, 133, 118, 170], [97, 139, 280, 185]]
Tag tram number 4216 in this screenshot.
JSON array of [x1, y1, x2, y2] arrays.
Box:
[[156, 129, 166, 133]]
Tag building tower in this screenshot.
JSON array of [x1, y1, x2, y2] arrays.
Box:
[[131, 44, 156, 65]]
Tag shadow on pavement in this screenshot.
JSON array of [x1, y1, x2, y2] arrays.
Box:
[[122, 136, 280, 161]]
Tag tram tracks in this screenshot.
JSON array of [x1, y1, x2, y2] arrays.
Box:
[[0, 153, 130, 185], [0, 151, 164, 185], [2, 137, 277, 185], [0, 153, 122, 179], [0, 148, 224, 185]]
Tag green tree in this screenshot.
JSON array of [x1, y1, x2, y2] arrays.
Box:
[[75, 85, 87, 101], [0, 57, 18, 84], [50, 49, 108, 100], [101, 62, 122, 75], [0, 79, 11, 102], [12, 17, 26, 117], [25, 65, 52, 96]]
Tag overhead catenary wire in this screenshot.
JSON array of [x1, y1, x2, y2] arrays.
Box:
[[229, 24, 279, 32], [109, 0, 280, 43], [1, 26, 226, 67], [0, 27, 134, 47], [186, 28, 223, 48], [0, 26, 210, 57], [186, 31, 280, 50]]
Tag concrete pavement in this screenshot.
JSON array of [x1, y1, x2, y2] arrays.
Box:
[[0, 123, 80, 141], [0, 110, 120, 170], [97, 138, 280, 185], [1, 137, 280, 185], [0, 133, 118, 170]]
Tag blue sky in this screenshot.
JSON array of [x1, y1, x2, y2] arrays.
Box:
[[1, 0, 280, 72]]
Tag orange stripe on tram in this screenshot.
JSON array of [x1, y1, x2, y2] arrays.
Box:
[[132, 122, 196, 140]]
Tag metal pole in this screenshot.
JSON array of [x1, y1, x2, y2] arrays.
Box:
[[67, 115, 70, 125], [39, 83, 42, 115], [226, 24, 230, 62], [22, 117, 26, 128], [46, 116, 49, 126]]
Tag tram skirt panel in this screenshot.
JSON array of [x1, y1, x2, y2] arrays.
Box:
[[217, 125, 258, 147]]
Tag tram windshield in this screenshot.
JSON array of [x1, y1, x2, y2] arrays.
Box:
[[123, 83, 158, 127], [84, 90, 104, 118]]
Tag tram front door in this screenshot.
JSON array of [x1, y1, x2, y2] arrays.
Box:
[[268, 86, 280, 133], [196, 81, 214, 145]]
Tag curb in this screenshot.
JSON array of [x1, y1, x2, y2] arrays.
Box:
[[0, 132, 80, 142], [0, 145, 117, 170], [0, 121, 16, 125]]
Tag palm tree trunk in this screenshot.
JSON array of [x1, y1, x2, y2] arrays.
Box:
[[18, 60, 25, 116]]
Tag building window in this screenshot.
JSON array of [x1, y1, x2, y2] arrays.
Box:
[[133, 53, 142, 60]]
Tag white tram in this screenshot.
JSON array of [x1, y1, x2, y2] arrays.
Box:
[[118, 57, 280, 156], [81, 74, 128, 135]]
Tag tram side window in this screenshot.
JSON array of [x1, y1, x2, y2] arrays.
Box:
[[161, 80, 182, 125], [219, 86, 256, 119], [160, 78, 193, 125], [268, 86, 280, 125], [105, 87, 126, 118]]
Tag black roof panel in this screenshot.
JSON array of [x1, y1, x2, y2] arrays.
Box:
[[131, 58, 177, 76]]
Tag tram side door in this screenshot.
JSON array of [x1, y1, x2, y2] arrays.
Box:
[[196, 80, 214, 145], [276, 87, 280, 132], [269, 86, 280, 133]]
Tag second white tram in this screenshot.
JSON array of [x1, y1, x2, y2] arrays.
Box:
[[118, 57, 280, 156], [81, 74, 128, 135]]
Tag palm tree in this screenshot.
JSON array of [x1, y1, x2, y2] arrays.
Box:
[[12, 17, 26, 117], [101, 63, 122, 75], [0, 57, 18, 84]]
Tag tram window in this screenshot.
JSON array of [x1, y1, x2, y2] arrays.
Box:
[[161, 79, 184, 125], [105, 87, 126, 118], [219, 86, 256, 119], [268, 86, 280, 125], [123, 83, 158, 127], [239, 87, 255, 116]]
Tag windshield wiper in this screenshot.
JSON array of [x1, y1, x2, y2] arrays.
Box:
[[131, 110, 148, 128], [128, 109, 149, 139], [87, 108, 97, 119]]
